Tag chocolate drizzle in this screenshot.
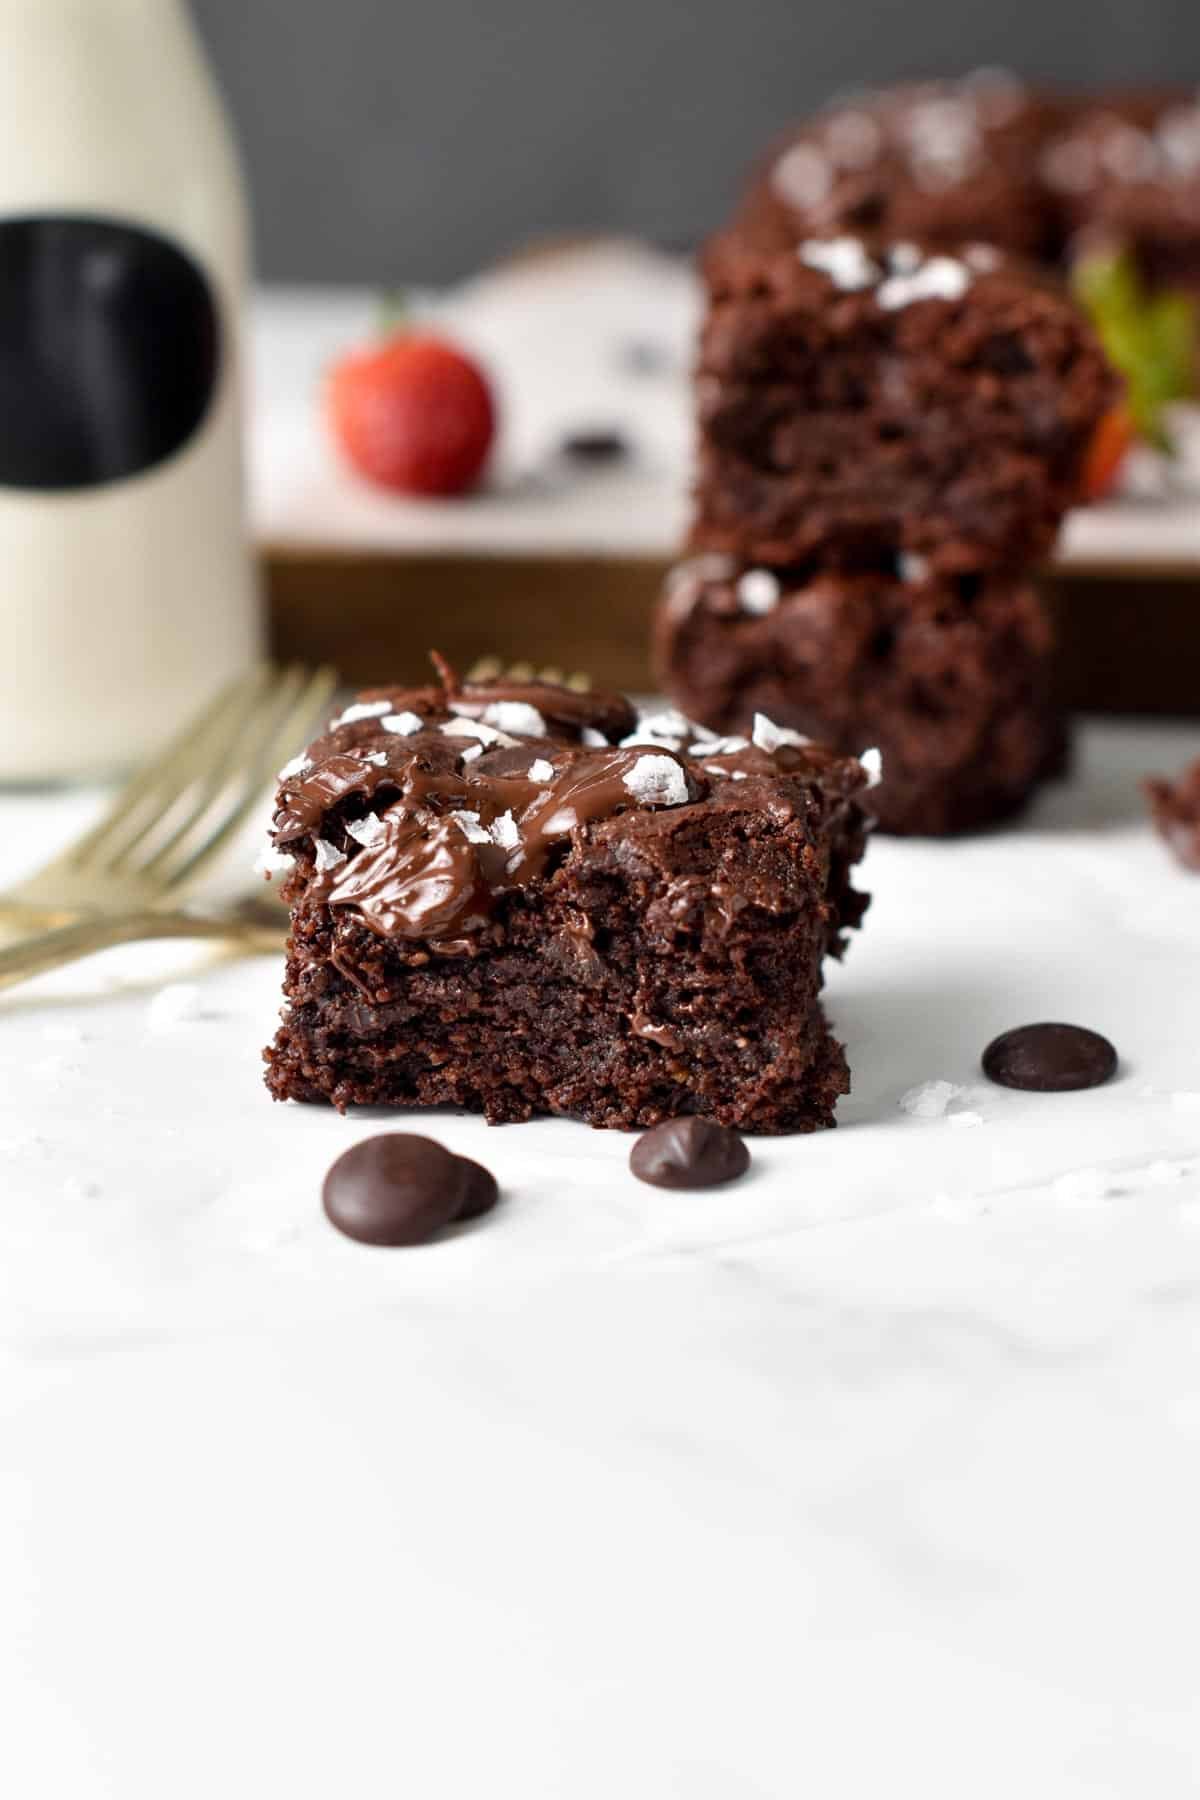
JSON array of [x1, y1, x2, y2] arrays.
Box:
[[271, 664, 868, 950]]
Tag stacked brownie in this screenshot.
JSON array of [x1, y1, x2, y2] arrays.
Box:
[[264, 667, 871, 1132], [656, 226, 1113, 834], [736, 74, 1200, 297]]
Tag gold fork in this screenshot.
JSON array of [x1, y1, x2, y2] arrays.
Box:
[[0, 662, 336, 983]]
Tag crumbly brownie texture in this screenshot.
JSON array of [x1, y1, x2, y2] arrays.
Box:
[[263, 666, 871, 1132], [692, 237, 1115, 571], [1145, 759, 1200, 870], [654, 555, 1063, 836], [737, 74, 1064, 263]]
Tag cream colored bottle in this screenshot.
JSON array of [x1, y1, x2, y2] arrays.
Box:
[[0, 0, 260, 782]]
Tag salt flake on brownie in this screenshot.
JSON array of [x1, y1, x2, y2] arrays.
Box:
[[877, 255, 971, 310], [481, 701, 547, 738], [313, 838, 347, 873], [737, 570, 780, 616], [797, 237, 879, 291], [622, 755, 690, 807], [752, 713, 811, 753], [381, 710, 424, 735], [334, 699, 391, 728], [450, 810, 491, 845], [489, 810, 521, 850], [346, 814, 388, 848]]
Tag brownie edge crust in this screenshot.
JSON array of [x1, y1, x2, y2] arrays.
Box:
[[263, 666, 871, 1133]]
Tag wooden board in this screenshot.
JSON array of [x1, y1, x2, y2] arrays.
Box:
[[266, 549, 1200, 716]]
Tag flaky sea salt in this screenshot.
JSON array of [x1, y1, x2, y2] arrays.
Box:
[[877, 255, 971, 310], [381, 710, 423, 736], [798, 237, 878, 291], [482, 702, 547, 738], [634, 708, 692, 742], [277, 753, 311, 781], [346, 814, 388, 848], [737, 569, 781, 616], [622, 755, 690, 807], [888, 242, 922, 274], [333, 699, 390, 727], [859, 746, 883, 788], [528, 758, 554, 783], [313, 837, 347, 873], [442, 715, 501, 744], [489, 810, 521, 850], [774, 145, 834, 209], [898, 551, 930, 583], [900, 1079, 965, 1120], [825, 109, 883, 170], [581, 727, 608, 748], [751, 713, 810, 754], [450, 810, 490, 845], [442, 715, 520, 749]]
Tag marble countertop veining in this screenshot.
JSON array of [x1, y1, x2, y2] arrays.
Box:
[[3, 718, 1200, 1797]]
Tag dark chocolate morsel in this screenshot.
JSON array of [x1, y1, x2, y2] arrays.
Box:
[[561, 428, 630, 463], [629, 1116, 751, 1189], [322, 1133, 468, 1245], [981, 1023, 1118, 1093], [454, 1156, 500, 1222]]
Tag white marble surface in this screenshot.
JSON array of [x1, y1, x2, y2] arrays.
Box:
[[249, 244, 1200, 569], [5, 719, 1200, 1798]]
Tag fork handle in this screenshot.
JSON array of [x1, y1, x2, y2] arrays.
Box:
[[0, 911, 284, 992]]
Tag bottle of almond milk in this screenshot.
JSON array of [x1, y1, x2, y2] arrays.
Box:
[[0, 0, 260, 782]]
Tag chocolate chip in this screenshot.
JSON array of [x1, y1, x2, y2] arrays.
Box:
[[629, 1117, 751, 1189], [454, 1156, 500, 1222], [981, 1023, 1118, 1093], [561, 428, 629, 463], [322, 1133, 468, 1245]]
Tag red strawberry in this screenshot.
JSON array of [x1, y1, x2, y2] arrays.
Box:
[[328, 333, 495, 497]]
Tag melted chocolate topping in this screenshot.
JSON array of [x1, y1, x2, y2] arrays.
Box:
[[272, 672, 867, 948]]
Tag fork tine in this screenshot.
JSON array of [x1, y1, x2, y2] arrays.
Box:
[[151, 664, 337, 895], [60, 666, 274, 871], [124, 663, 309, 880]]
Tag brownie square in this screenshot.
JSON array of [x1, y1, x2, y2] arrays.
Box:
[[692, 235, 1114, 572], [263, 668, 871, 1133], [736, 75, 1064, 264], [654, 554, 1063, 837]]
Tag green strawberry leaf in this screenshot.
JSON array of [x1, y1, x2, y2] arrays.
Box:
[[1073, 250, 1198, 451]]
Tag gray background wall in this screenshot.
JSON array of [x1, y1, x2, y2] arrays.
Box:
[[191, 0, 1200, 284]]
